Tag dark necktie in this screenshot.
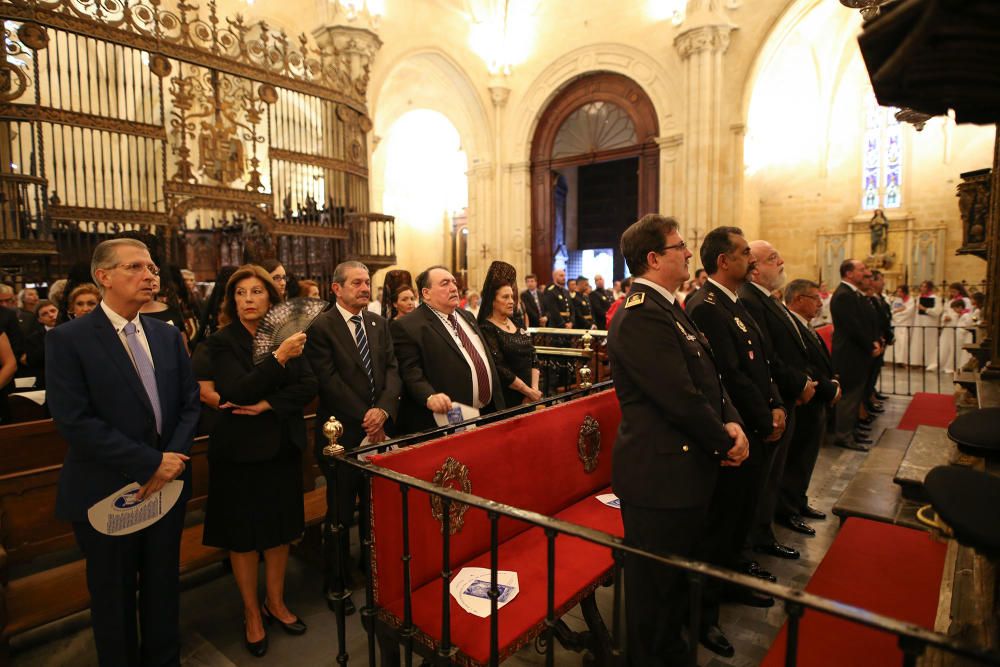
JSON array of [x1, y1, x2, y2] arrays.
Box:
[[773, 295, 806, 348], [350, 314, 375, 402], [447, 312, 492, 406], [123, 322, 162, 434]]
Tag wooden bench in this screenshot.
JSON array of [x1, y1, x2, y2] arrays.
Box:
[[367, 389, 623, 665], [0, 414, 326, 658]]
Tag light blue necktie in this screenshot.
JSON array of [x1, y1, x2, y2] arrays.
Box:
[[350, 314, 375, 403], [123, 321, 162, 434]]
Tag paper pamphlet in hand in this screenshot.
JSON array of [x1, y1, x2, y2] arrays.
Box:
[[596, 493, 621, 509], [449, 567, 519, 618], [87, 480, 184, 536], [433, 402, 480, 429]]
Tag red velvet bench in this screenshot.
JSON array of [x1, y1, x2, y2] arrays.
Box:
[[368, 389, 623, 665]]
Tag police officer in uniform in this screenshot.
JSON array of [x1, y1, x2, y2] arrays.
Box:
[[570, 276, 595, 329], [610, 214, 748, 666], [541, 268, 574, 329], [589, 274, 612, 329], [685, 226, 788, 659]]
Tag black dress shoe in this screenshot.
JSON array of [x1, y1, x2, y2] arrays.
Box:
[[866, 404, 885, 414], [779, 514, 816, 536], [754, 541, 800, 559], [245, 628, 268, 658], [263, 601, 308, 635], [740, 560, 777, 583], [838, 440, 870, 452], [858, 416, 875, 425], [700, 624, 735, 658], [725, 587, 776, 608], [852, 433, 874, 445], [800, 505, 826, 520], [874, 391, 889, 400]]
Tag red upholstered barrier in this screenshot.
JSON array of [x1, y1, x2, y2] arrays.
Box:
[[368, 390, 622, 664], [816, 323, 833, 353]]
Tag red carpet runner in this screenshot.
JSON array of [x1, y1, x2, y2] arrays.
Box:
[[762, 519, 946, 666], [896, 392, 956, 431]]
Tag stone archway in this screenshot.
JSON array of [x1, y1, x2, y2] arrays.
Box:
[[529, 71, 660, 282]]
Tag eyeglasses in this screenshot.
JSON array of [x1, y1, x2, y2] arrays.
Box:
[[658, 240, 687, 253], [271, 274, 288, 283], [116, 262, 160, 276]]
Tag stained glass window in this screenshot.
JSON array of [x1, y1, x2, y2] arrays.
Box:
[[552, 102, 637, 159], [861, 93, 902, 211]]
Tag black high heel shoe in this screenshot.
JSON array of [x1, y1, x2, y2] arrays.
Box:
[[262, 600, 307, 635], [244, 622, 268, 658]]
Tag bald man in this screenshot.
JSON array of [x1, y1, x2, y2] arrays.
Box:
[[740, 241, 819, 549]]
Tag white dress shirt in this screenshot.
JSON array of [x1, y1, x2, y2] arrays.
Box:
[[101, 300, 154, 371], [707, 277, 739, 303], [632, 277, 676, 304], [428, 306, 493, 409]]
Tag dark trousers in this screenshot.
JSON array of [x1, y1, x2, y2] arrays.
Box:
[[778, 403, 827, 517], [72, 497, 187, 667], [621, 502, 707, 667], [699, 436, 771, 626], [320, 457, 369, 587], [750, 409, 796, 546], [866, 354, 884, 399], [833, 378, 868, 446]]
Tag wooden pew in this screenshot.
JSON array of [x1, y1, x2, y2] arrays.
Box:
[[0, 413, 326, 658]]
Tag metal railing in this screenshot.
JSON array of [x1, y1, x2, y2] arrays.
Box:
[[880, 324, 980, 395], [319, 385, 1000, 667], [529, 328, 609, 397]]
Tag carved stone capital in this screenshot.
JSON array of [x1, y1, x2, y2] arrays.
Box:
[[312, 25, 383, 101], [489, 86, 511, 108], [674, 24, 734, 59]]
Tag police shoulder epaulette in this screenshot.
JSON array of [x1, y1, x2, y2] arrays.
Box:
[[625, 292, 645, 308], [704, 290, 717, 304]]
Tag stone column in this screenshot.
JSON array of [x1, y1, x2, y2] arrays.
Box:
[[506, 161, 533, 280], [466, 161, 495, 289], [674, 8, 735, 244]]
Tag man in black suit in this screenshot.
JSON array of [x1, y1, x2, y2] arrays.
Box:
[[831, 259, 883, 451], [867, 270, 893, 404], [779, 279, 841, 525], [742, 241, 818, 543], [391, 265, 505, 434], [519, 273, 545, 327], [609, 214, 747, 666], [686, 227, 788, 657], [305, 260, 402, 612], [570, 276, 595, 329], [46, 238, 200, 667], [541, 268, 574, 329], [589, 274, 612, 329]]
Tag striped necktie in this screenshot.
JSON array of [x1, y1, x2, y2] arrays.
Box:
[[447, 312, 492, 406], [123, 322, 162, 434], [350, 314, 375, 402]]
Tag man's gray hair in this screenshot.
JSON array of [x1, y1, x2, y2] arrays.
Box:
[[0, 283, 12, 295], [784, 278, 819, 305], [332, 260, 370, 286], [91, 238, 149, 285]]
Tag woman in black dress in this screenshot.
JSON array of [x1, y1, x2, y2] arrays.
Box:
[[478, 261, 542, 407], [194, 264, 317, 657]]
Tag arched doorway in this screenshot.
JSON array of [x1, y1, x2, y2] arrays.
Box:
[[530, 72, 659, 282]]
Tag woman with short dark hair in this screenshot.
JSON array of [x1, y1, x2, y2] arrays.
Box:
[[194, 264, 317, 657]]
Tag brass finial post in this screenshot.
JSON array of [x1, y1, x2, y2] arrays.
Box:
[[322, 415, 345, 459]]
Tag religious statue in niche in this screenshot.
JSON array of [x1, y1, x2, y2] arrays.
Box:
[[869, 209, 889, 255]]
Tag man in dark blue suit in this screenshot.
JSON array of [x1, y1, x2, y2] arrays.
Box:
[[46, 238, 200, 667]]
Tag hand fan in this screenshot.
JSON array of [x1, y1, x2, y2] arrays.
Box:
[[252, 297, 328, 364]]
